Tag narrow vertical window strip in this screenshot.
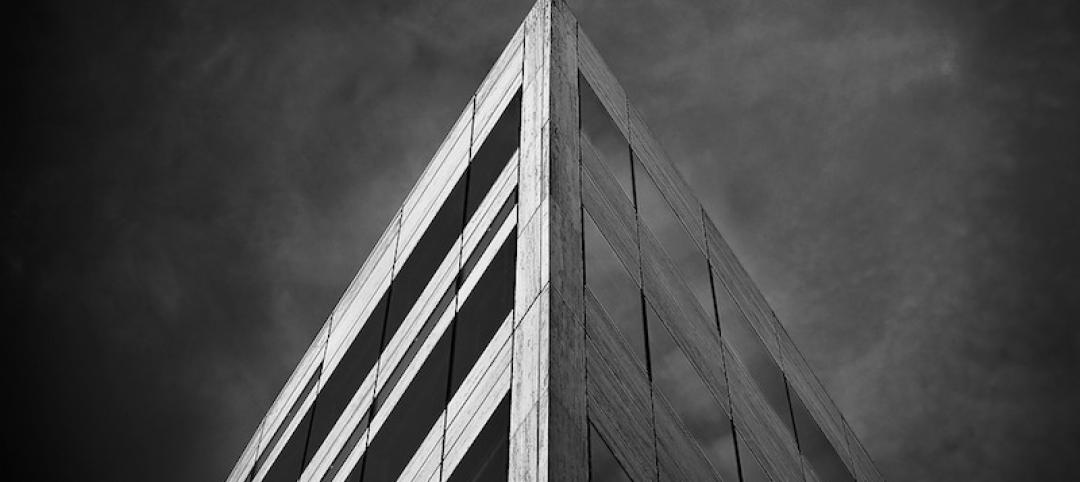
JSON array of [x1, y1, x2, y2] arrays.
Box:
[[578, 67, 593, 480], [785, 379, 802, 455], [705, 214, 745, 482], [626, 98, 661, 482]]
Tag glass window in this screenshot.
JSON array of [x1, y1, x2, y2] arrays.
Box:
[[385, 178, 466, 352], [326, 416, 367, 482], [262, 389, 318, 482], [633, 155, 711, 310], [462, 192, 516, 285], [792, 391, 854, 482], [304, 293, 389, 463], [385, 86, 520, 366], [580, 73, 633, 198], [467, 90, 521, 217], [646, 304, 739, 481], [450, 232, 516, 395], [358, 332, 453, 482], [738, 440, 770, 482], [348, 233, 516, 482], [447, 392, 511, 482], [375, 199, 515, 414], [312, 63, 523, 482], [373, 284, 456, 413], [589, 422, 632, 482], [715, 285, 796, 438], [583, 212, 647, 369]]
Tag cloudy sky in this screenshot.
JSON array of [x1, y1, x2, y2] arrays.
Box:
[[9, 0, 1079, 480]]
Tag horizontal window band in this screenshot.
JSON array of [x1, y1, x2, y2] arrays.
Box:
[[254, 160, 519, 482], [229, 28, 525, 480], [312, 207, 518, 482]]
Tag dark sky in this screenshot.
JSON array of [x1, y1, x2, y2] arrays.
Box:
[[9, 0, 1080, 480]]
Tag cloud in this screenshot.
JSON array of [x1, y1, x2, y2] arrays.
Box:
[[10, 0, 1079, 480]]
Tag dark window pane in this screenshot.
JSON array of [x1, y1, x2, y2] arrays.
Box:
[[359, 331, 452, 482], [462, 191, 516, 278], [304, 292, 389, 463], [447, 392, 511, 482], [633, 154, 711, 310], [374, 205, 516, 414], [580, 72, 632, 197], [373, 284, 457, 413], [589, 423, 632, 482], [646, 304, 739, 481], [385, 88, 520, 363], [584, 212, 647, 369], [738, 437, 770, 482], [263, 388, 318, 482], [451, 232, 517, 395], [792, 392, 854, 482], [252, 365, 322, 479], [715, 283, 795, 437], [325, 413, 368, 482], [467, 90, 521, 217], [385, 178, 466, 351]]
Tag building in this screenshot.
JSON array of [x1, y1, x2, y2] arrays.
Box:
[[228, 1, 883, 480]]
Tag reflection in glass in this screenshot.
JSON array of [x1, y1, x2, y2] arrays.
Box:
[[584, 212, 647, 369], [589, 423, 632, 482], [792, 391, 854, 481], [715, 287, 796, 438], [738, 440, 770, 482], [580, 73, 633, 198], [646, 304, 739, 481], [633, 154, 711, 310]]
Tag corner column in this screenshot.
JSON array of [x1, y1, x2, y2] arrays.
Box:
[[511, 0, 585, 481]]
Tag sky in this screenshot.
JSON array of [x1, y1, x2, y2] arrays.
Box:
[[8, 0, 1080, 480]]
